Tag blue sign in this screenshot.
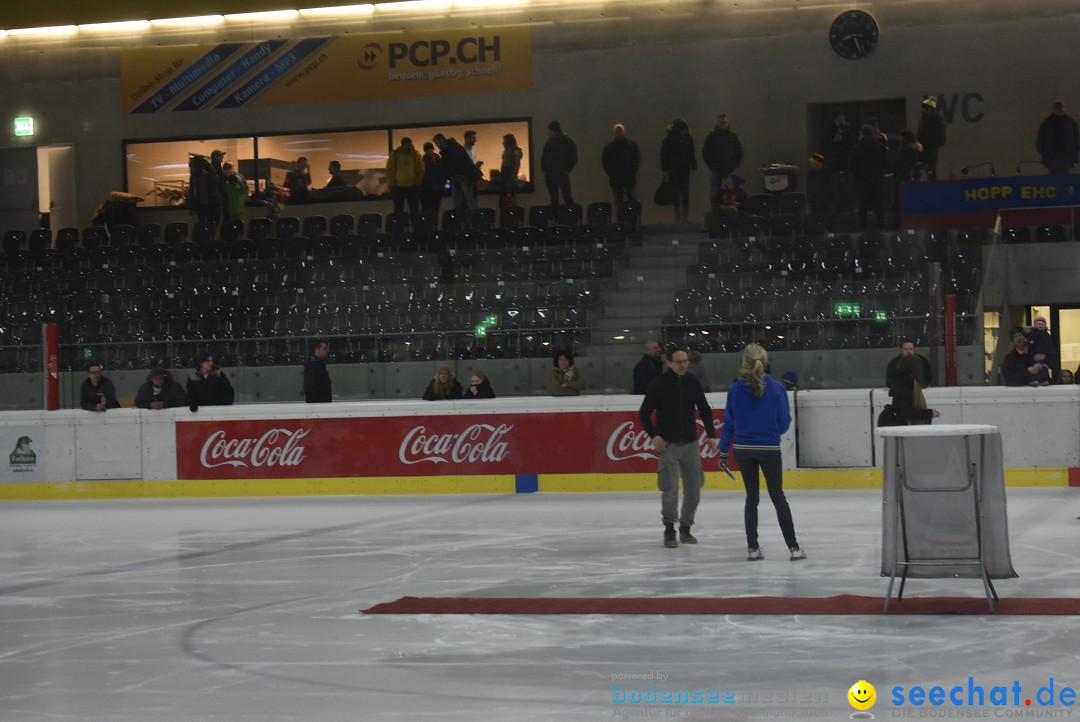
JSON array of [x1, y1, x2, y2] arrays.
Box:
[[902, 175, 1080, 214]]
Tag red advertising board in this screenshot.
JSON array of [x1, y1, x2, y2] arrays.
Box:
[[175, 411, 725, 479]]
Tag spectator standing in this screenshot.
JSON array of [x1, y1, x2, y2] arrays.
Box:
[[79, 360, 120, 411], [660, 118, 697, 223], [687, 350, 712, 393], [806, 152, 833, 221], [186, 353, 235, 410], [887, 355, 940, 426], [893, 129, 923, 211], [540, 120, 578, 211], [434, 134, 482, 212], [386, 137, 425, 223], [188, 154, 222, 227], [702, 114, 743, 213], [848, 125, 891, 229], [420, 142, 445, 216], [222, 162, 249, 220], [1027, 316, 1054, 385], [463, 130, 483, 208], [209, 150, 229, 223], [1059, 369, 1075, 384], [601, 123, 642, 206], [885, 338, 933, 393], [917, 97, 947, 180], [1002, 327, 1038, 386], [717, 344, 805, 561], [423, 365, 464, 400], [304, 339, 332, 403], [134, 368, 187, 410], [1036, 101, 1080, 175], [549, 350, 585, 396], [463, 370, 496, 399], [821, 108, 855, 212], [632, 340, 663, 394], [499, 134, 523, 208], [638, 347, 718, 548]]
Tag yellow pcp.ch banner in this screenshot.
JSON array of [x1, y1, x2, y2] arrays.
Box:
[[120, 26, 531, 114]]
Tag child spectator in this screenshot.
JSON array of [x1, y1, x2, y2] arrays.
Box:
[[1028, 316, 1053, 385]]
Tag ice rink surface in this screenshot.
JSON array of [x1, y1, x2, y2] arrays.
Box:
[[1, 488, 1078, 721]]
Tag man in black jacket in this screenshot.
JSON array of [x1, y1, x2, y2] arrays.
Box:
[[304, 339, 332, 403], [601, 123, 641, 205], [433, 133, 481, 213], [631, 340, 663, 394], [884, 338, 933, 394], [702, 114, 743, 213], [134, 368, 187, 410], [540, 120, 578, 211], [917, 97, 947, 180], [79, 361, 120, 411], [187, 353, 235, 410], [639, 348, 719, 548]]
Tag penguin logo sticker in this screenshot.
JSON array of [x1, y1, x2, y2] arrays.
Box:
[[358, 43, 383, 70]]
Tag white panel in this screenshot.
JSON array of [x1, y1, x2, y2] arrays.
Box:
[[955, 386, 1080, 468], [796, 389, 874, 468], [141, 409, 179, 481], [74, 411, 142, 480]]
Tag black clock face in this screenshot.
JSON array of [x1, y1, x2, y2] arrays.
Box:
[[829, 10, 879, 60]]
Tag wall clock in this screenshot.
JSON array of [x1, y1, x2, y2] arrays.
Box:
[[829, 10, 879, 60]]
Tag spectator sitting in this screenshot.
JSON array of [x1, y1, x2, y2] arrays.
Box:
[[79, 360, 120, 411], [1027, 316, 1053, 385], [549, 350, 585, 396], [780, 371, 800, 391], [187, 353, 235, 410], [135, 368, 187, 410], [423, 365, 463, 400], [463, 370, 496, 399]]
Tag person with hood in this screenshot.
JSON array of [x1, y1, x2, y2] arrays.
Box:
[[887, 354, 940, 425], [717, 343, 805, 561], [462, 370, 496, 399], [186, 353, 235, 410], [134, 368, 187, 410], [423, 365, 463, 400], [304, 339, 332, 403], [79, 360, 121, 411]]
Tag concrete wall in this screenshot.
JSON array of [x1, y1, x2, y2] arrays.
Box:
[[1, 1, 1080, 227]]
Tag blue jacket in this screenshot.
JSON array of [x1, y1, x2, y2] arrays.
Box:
[[717, 375, 791, 454]]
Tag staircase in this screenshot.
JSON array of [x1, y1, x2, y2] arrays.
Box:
[[583, 224, 707, 357]]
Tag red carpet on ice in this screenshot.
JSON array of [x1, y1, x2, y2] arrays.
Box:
[[363, 595, 1080, 615]]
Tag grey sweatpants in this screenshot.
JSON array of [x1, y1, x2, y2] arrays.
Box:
[[657, 441, 704, 527]]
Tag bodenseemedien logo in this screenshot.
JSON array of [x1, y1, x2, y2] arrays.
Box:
[[848, 679, 876, 719]]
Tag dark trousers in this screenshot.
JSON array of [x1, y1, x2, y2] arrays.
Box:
[[855, 180, 884, 229], [610, 178, 637, 205], [733, 449, 798, 550], [392, 186, 420, 221], [544, 172, 574, 211], [420, 187, 443, 217]]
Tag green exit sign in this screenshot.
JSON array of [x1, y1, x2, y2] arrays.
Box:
[[14, 117, 34, 136]]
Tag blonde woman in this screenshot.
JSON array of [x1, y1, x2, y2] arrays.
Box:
[[717, 344, 805, 561]]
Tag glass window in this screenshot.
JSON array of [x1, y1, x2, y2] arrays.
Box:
[[125, 138, 254, 208], [257, 130, 389, 203]]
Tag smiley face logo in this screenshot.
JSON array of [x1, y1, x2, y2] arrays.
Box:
[[848, 680, 876, 710]]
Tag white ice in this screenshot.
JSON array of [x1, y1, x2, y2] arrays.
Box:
[[1, 488, 1078, 721]]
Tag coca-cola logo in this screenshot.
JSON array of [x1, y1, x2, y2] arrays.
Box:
[[199, 428, 309, 469], [605, 420, 723, 462], [399, 424, 512, 464]]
